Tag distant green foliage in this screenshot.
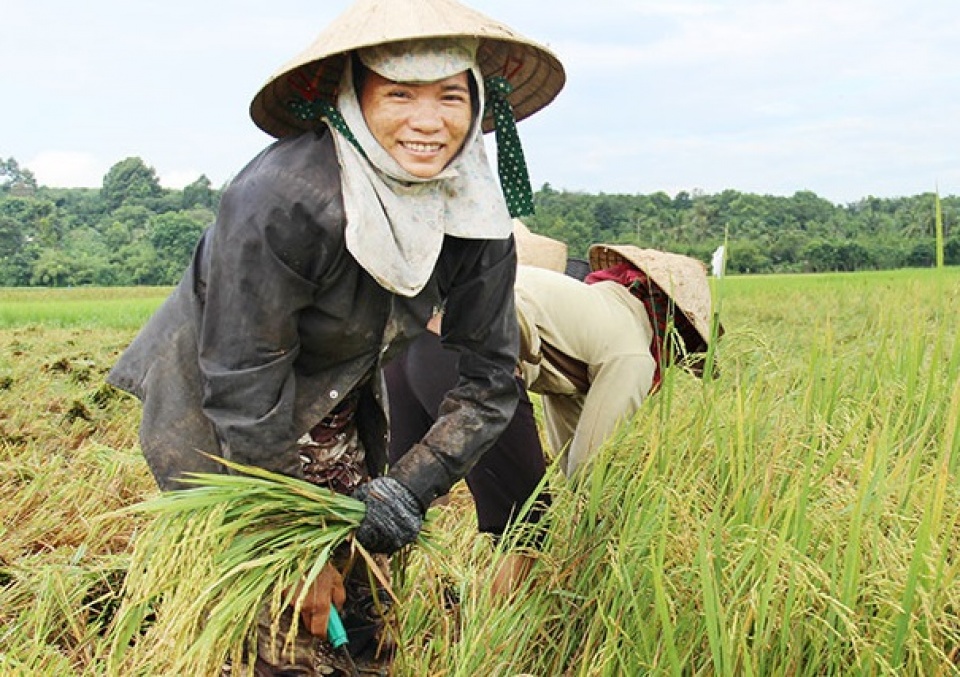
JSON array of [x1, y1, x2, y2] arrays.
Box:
[[0, 156, 220, 287], [526, 184, 960, 273], [0, 156, 957, 286], [0, 157, 37, 193], [101, 158, 164, 211]]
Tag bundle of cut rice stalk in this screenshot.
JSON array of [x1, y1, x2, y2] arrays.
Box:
[[103, 455, 397, 676]]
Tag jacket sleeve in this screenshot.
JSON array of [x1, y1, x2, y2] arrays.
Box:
[[387, 235, 521, 508], [564, 353, 655, 476], [196, 143, 340, 478]]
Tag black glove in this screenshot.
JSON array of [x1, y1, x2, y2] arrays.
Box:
[[352, 476, 424, 554]]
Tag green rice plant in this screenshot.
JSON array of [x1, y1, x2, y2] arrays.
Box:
[[101, 455, 373, 676], [703, 226, 729, 384], [383, 268, 960, 676], [5, 269, 960, 675], [935, 188, 945, 269], [0, 287, 170, 329]]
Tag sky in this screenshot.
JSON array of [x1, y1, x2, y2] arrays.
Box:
[[2, 0, 959, 205]]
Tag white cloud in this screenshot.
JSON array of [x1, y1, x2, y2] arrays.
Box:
[[159, 169, 204, 190], [557, 0, 957, 80], [27, 151, 106, 189], [4, 0, 960, 201], [538, 104, 958, 203]]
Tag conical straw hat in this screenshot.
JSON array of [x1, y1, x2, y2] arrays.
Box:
[[513, 219, 567, 273], [588, 244, 720, 352], [250, 0, 565, 138]]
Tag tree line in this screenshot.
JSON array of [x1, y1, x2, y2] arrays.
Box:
[[1, 156, 956, 287], [527, 184, 958, 273], [1, 157, 217, 286]]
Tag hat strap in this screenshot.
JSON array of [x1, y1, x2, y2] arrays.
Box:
[[289, 98, 369, 160], [290, 82, 534, 219], [485, 76, 534, 218]]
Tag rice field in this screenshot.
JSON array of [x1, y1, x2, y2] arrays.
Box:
[[2, 267, 959, 675]]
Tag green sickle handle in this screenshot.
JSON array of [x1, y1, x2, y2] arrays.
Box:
[[327, 606, 360, 676], [327, 605, 348, 648]]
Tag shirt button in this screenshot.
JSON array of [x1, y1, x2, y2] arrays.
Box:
[[329, 389, 339, 399]]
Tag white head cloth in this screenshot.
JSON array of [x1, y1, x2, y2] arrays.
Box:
[[330, 39, 513, 297]]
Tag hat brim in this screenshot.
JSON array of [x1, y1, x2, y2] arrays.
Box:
[[513, 219, 568, 273], [589, 244, 722, 353], [250, 0, 565, 138]]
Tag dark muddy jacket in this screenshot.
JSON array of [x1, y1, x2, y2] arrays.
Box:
[[107, 128, 520, 509]]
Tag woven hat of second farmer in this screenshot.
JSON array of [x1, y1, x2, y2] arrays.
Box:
[[513, 219, 567, 273], [589, 244, 721, 353], [250, 0, 566, 139]]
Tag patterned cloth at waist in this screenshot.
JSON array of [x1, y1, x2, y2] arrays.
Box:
[[297, 388, 367, 494]]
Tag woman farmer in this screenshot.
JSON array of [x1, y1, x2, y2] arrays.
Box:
[[516, 244, 721, 477], [385, 239, 721, 600], [383, 221, 568, 595], [106, 0, 564, 673]]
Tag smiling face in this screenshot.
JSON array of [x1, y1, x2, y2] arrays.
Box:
[[359, 70, 474, 178]]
